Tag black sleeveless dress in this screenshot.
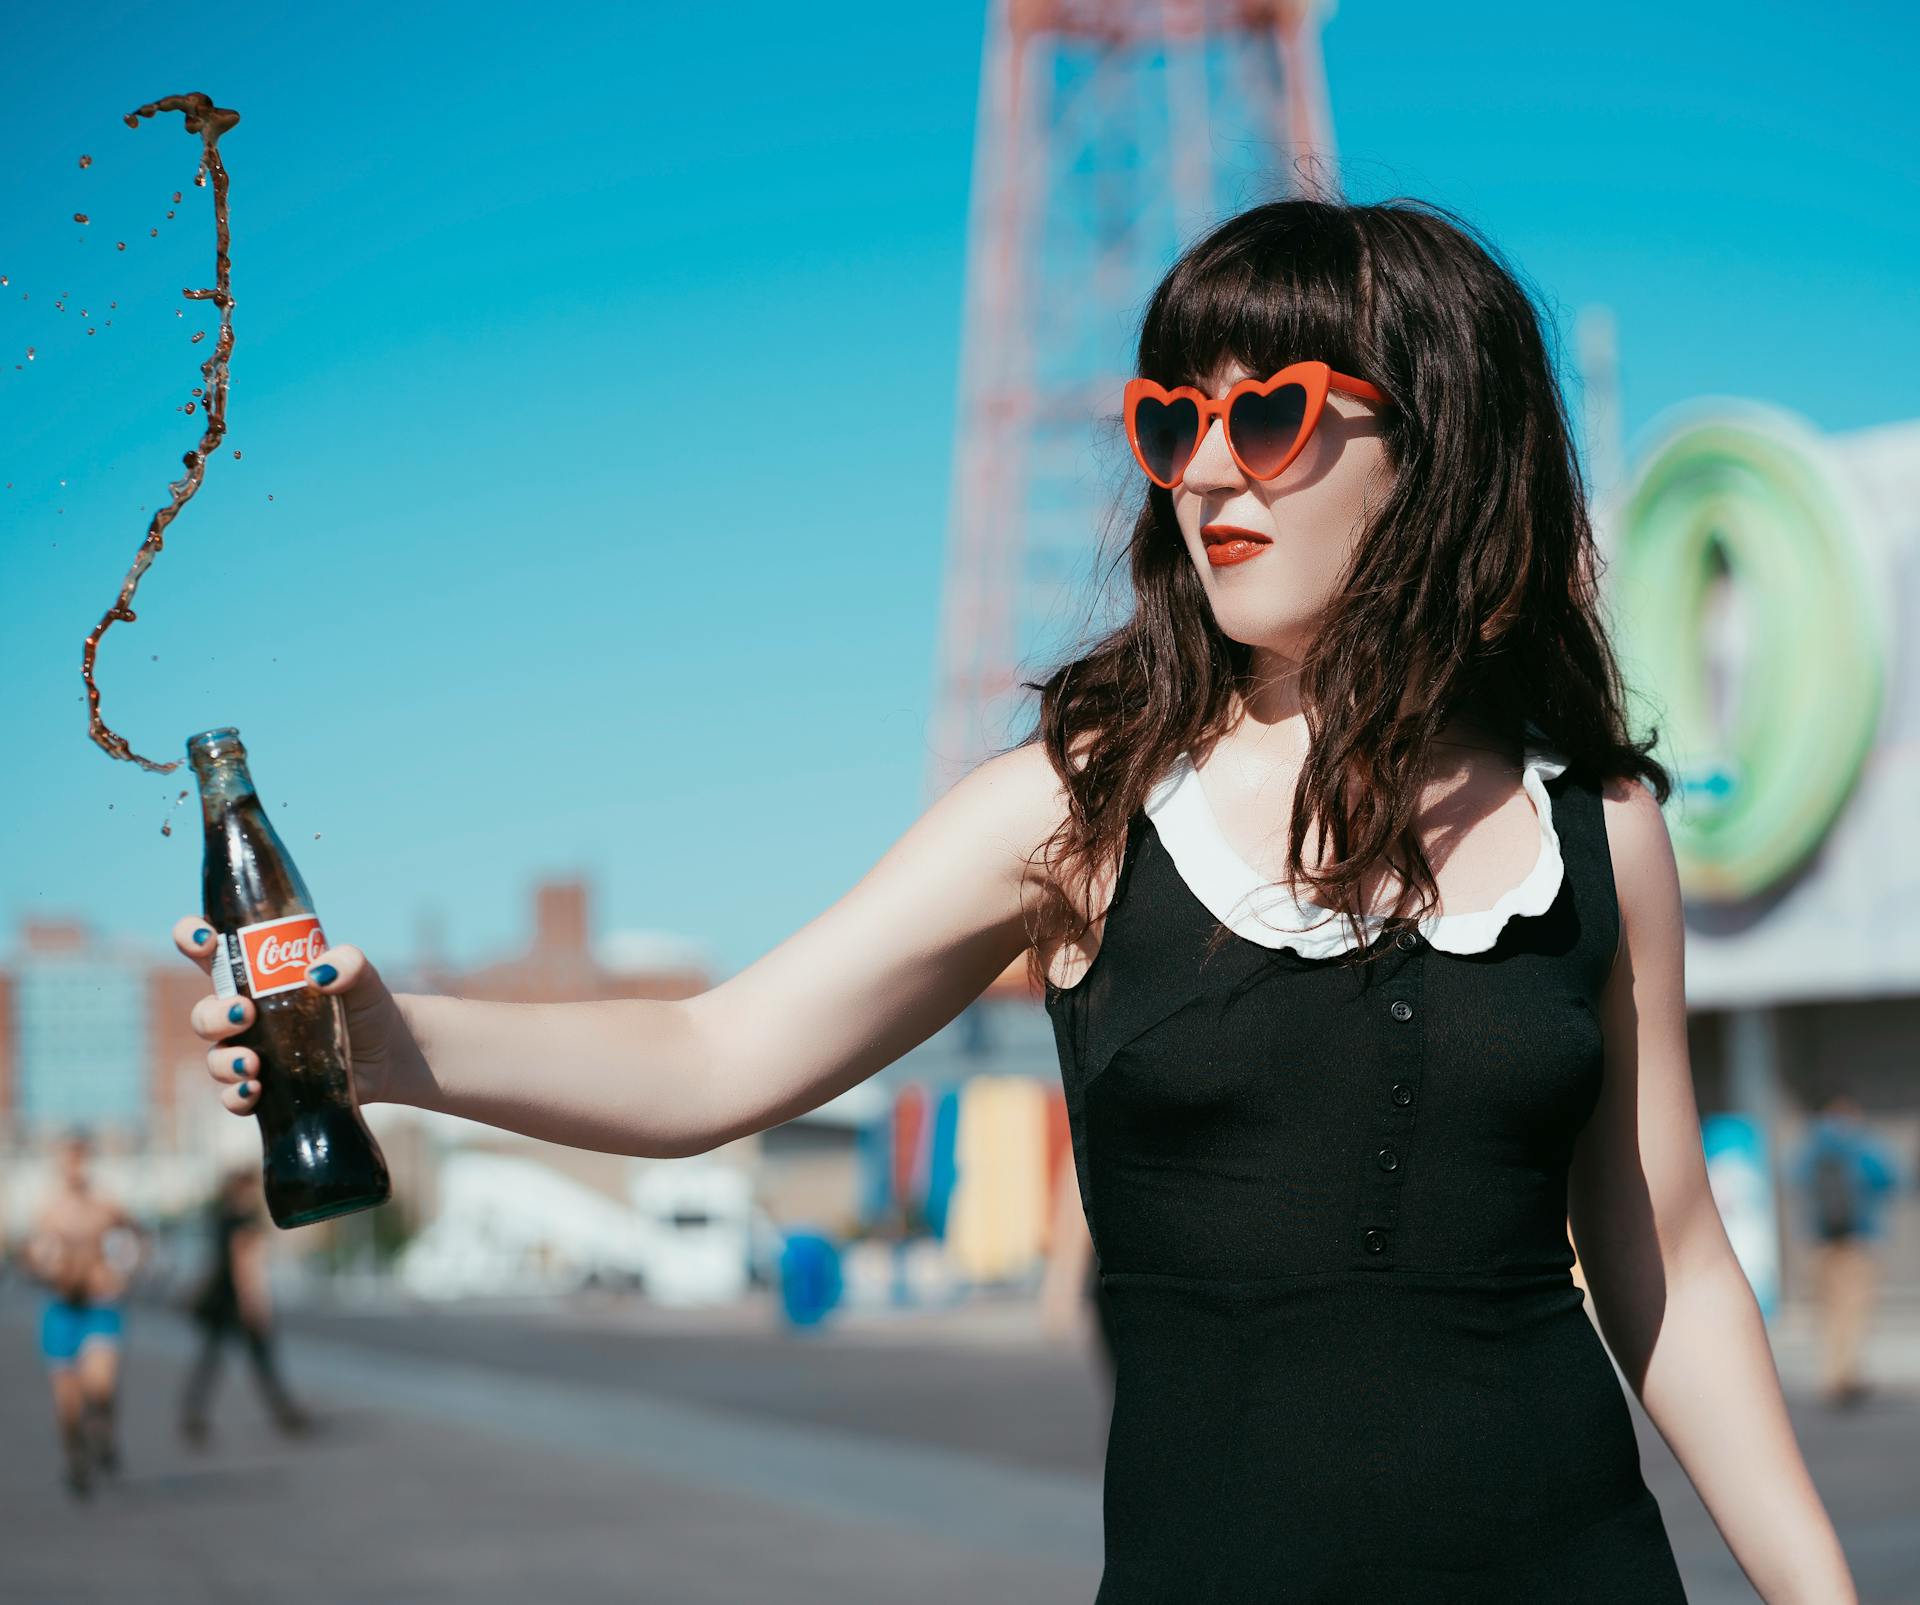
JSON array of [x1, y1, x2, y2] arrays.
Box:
[[1044, 758, 1689, 1603]]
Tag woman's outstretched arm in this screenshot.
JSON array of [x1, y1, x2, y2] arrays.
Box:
[[1569, 778, 1855, 1605], [176, 742, 1067, 1160]]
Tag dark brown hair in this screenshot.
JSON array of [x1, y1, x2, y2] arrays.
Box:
[[1012, 195, 1671, 987]]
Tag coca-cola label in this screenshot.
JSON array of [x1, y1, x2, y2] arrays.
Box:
[[234, 914, 328, 998]]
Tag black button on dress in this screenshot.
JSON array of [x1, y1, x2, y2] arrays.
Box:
[[1043, 752, 1689, 1602]]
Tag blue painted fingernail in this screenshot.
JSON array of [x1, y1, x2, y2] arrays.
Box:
[[228, 1003, 246, 1023], [232, 1056, 246, 1073], [237, 1082, 253, 1099], [308, 963, 337, 986], [193, 927, 211, 945]]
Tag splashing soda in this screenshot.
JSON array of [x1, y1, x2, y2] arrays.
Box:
[[81, 93, 241, 774], [159, 787, 192, 836]]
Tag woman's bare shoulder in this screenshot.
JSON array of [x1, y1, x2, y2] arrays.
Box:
[[1597, 774, 1683, 974], [955, 739, 1074, 870], [982, 733, 1130, 988], [1597, 776, 1678, 898]]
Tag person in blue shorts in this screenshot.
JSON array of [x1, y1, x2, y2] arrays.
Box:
[[25, 1131, 143, 1498]]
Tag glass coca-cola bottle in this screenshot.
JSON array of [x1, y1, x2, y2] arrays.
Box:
[[189, 726, 391, 1227]]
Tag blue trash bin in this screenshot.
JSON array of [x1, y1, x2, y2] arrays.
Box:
[[777, 1231, 843, 1328]]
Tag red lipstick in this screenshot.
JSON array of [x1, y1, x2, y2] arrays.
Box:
[[1201, 522, 1272, 567]]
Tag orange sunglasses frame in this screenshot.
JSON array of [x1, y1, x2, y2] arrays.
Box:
[[1122, 360, 1391, 490]]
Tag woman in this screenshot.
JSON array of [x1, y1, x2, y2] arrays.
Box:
[[174, 197, 1855, 1601]]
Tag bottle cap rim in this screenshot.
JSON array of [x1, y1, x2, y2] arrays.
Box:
[[185, 726, 245, 757]]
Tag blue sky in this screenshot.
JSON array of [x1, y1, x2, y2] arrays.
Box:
[[3, 0, 1915, 981]]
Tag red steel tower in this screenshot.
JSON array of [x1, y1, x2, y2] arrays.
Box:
[[925, 0, 1344, 799]]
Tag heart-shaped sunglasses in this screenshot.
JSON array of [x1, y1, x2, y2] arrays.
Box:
[[1123, 360, 1392, 490]]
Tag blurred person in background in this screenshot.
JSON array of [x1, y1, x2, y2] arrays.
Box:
[[172, 196, 1864, 1600], [1789, 1090, 1904, 1410], [23, 1130, 142, 1498], [180, 1164, 313, 1445]]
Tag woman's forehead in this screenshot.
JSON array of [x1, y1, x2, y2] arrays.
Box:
[[1194, 356, 1259, 392]]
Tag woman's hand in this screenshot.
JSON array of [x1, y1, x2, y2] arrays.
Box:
[[171, 915, 427, 1113]]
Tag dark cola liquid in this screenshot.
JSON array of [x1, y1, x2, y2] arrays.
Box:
[[191, 728, 390, 1228], [83, 93, 241, 774]]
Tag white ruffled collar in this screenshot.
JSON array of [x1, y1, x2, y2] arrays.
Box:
[[1142, 739, 1570, 958]]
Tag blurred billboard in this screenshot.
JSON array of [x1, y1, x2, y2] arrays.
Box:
[[1606, 403, 1920, 1008]]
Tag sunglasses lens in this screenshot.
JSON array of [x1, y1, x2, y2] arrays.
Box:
[[1134, 394, 1200, 484], [1229, 383, 1309, 477]]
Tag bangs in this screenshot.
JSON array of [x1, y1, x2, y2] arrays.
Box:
[[1136, 204, 1372, 391]]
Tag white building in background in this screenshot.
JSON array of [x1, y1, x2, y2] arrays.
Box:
[[4, 921, 148, 1138], [392, 1147, 757, 1306]]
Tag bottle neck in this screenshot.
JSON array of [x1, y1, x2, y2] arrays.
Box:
[[193, 755, 259, 817]]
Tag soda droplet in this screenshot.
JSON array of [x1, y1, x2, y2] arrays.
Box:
[[24, 348, 33, 361], [176, 309, 183, 317], [0, 276, 7, 286], [172, 191, 183, 204], [88, 328, 96, 337], [190, 330, 205, 343], [109, 302, 116, 309], [160, 820, 172, 837], [313, 833, 322, 840], [183, 400, 196, 413], [166, 210, 176, 220], [194, 170, 206, 187], [150, 229, 158, 238], [117, 241, 127, 251], [192, 386, 203, 395], [232, 449, 242, 459], [79, 154, 93, 169], [74, 212, 89, 224], [267, 494, 275, 502]]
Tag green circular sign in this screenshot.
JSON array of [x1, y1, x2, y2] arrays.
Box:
[[1610, 404, 1885, 902]]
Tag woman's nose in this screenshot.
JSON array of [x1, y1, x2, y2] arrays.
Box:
[[1180, 417, 1243, 493]]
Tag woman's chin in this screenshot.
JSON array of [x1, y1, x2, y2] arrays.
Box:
[[1212, 610, 1316, 658]]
